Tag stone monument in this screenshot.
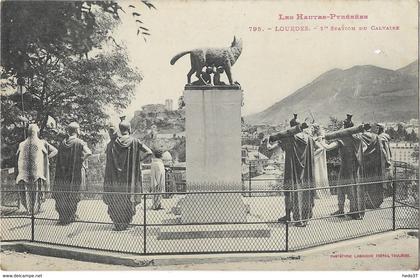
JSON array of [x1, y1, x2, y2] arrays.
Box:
[[170, 37, 248, 223], [179, 85, 248, 223], [184, 87, 242, 188]]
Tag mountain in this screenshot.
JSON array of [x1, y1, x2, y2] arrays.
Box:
[[245, 60, 418, 125], [397, 60, 418, 77]]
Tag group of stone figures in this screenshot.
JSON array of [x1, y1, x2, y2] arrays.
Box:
[[265, 113, 393, 227], [15, 114, 392, 230], [15, 121, 166, 231], [190, 65, 227, 86]]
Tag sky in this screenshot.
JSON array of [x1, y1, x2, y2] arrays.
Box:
[[112, 0, 418, 122]]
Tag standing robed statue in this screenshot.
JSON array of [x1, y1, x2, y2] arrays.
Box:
[[103, 120, 153, 231], [16, 124, 57, 214], [52, 122, 92, 225]]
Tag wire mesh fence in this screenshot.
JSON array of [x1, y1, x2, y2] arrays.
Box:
[[1, 176, 418, 255]]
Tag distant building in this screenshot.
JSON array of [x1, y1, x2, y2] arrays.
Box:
[[241, 145, 269, 176], [155, 131, 185, 139], [409, 118, 419, 126], [156, 133, 175, 139], [383, 122, 399, 130], [390, 142, 418, 165], [241, 132, 258, 141], [142, 104, 166, 114], [241, 145, 258, 163], [175, 131, 186, 138], [405, 118, 419, 135], [263, 165, 281, 176], [255, 125, 269, 134], [250, 173, 280, 191], [165, 99, 174, 111], [405, 127, 419, 135], [247, 165, 283, 191], [242, 145, 259, 151]]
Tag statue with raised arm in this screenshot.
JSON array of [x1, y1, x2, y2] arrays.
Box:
[[322, 124, 369, 220], [360, 123, 393, 209], [267, 122, 315, 227], [170, 36, 242, 86]]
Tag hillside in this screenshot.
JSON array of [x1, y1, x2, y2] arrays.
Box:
[[245, 60, 418, 125], [130, 105, 186, 161]]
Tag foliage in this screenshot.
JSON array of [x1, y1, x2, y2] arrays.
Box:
[[386, 124, 418, 142], [1, 1, 155, 78], [325, 116, 341, 165], [0, 1, 154, 168], [176, 139, 186, 162], [129, 106, 186, 162], [1, 47, 142, 167], [325, 116, 343, 132], [241, 138, 261, 146]]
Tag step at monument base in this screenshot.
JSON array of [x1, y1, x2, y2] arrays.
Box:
[[157, 224, 271, 240]]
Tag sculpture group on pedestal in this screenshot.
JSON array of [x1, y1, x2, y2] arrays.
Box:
[[170, 36, 242, 88]]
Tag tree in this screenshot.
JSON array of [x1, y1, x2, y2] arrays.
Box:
[[326, 116, 343, 132], [408, 129, 418, 142], [386, 127, 397, 140], [325, 116, 341, 167], [2, 47, 142, 168], [1, 1, 154, 167], [1, 1, 155, 78], [396, 123, 407, 142], [176, 139, 186, 162]]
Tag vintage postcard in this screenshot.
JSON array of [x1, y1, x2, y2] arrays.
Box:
[[0, 0, 418, 274]]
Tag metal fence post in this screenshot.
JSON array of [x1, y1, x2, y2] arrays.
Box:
[[285, 220, 289, 252], [31, 189, 35, 242], [248, 163, 252, 197], [392, 179, 396, 231], [143, 193, 147, 254]]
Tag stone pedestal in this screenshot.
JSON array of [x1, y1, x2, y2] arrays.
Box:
[[179, 87, 247, 223], [184, 88, 243, 189]]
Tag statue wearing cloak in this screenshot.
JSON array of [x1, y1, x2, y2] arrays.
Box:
[[16, 124, 57, 214], [361, 131, 385, 209], [52, 136, 90, 224], [378, 132, 392, 171], [325, 125, 366, 219], [269, 124, 315, 226], [103, 133, 152, 231]]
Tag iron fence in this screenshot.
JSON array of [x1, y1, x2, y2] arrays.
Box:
[[1, 177, 418, 255]]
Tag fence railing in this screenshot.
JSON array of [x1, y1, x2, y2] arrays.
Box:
[[1, 178, 418, 255], [240, 159, 418, 194]]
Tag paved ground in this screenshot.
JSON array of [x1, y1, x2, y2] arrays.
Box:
[[1, 230, 418, 271], [2, 195, 418, 254]]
